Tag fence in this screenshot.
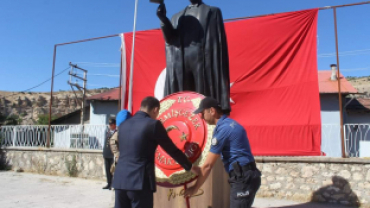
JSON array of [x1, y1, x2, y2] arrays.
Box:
[[1, 124, 370, 157], [0, 125, 108, 150], [345, 124, 370, 157]]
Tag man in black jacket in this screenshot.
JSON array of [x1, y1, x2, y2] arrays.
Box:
[[102, 118, 116, 190], [112, 96, 199, 208]]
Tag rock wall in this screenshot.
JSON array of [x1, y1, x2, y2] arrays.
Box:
[[255, 157, 370, 207], [3, 148, 370, 207], [4, 147, 105, 180]]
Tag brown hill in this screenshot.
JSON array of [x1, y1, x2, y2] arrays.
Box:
[[347, 76, 370, 98], [0, 88, 112, 125]]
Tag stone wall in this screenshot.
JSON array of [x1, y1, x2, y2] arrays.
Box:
[[2, 148, 370, 207], [4, 147, 105, 180], [255, 157, 370, 207]]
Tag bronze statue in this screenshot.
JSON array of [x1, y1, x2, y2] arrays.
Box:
[[156, 0, 231, 113]]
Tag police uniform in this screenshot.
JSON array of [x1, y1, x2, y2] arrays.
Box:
[[210, 115, 261, 208]]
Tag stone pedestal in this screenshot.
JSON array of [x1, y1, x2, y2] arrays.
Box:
[[154, 159, 230, 208]]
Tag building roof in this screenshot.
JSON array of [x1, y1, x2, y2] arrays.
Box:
[[346, 98, 370, 112], [85, 71, 358, 101], [50, 106, 90, 125], [87, 88, 120, 101], [318, 71, 358, 94]]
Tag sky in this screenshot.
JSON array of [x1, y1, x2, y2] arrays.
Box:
[[0, 0, 369, 92]]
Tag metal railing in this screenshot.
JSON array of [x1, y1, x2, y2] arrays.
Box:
[[0, 125, 108, 150], [1, 124, 370, 157], [344, 124, 370, 157]]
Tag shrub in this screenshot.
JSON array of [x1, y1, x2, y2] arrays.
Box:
[[0, 136, 11, 171], [5, 114, 22, 125], [37, 114, 58, 125]]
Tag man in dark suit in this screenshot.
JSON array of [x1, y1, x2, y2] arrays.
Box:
[[103, 118, 117, 190], [113, 96, 199, 208]]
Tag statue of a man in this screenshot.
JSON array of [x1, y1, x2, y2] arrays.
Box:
[[157, 0, 231, 113]]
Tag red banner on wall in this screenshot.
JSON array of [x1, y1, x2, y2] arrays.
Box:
[[124, 9, 321, 156]]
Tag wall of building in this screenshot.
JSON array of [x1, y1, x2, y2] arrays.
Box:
[[3, 148, 370, 207], [89, 101, 118, 125], [320, 94, 343, 157], [347, 111, 370, 124]]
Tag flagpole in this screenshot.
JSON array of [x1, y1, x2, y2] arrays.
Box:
[[128, 0, 139, 113], [120, 33, 127, 110]]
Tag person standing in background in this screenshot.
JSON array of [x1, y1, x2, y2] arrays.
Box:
[[102, 118, 117, 190], [109, 110, 132, 173]]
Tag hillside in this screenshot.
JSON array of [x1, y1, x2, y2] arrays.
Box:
[[0, 75, 369, 125], [347, 76, 370, 98], [0, 88, 112, 125]]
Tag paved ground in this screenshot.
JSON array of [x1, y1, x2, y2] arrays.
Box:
[[0, 171, 355, 208]]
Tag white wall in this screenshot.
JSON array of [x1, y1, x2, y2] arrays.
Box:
[[320, 94, 342, 157], [89, 101, 119, 125]]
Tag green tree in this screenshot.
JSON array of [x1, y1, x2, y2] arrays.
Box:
[[37, 114, 57, 125], [5, 114, 22, 125], [0, 112, 5, 125]]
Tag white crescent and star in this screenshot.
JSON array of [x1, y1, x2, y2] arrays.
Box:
[[230, 82, 235, 104], [155, 68, 235, 104]]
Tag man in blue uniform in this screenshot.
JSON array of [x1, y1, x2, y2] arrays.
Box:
[[113, 96, 199, 208], [184, 97, 261, 208]]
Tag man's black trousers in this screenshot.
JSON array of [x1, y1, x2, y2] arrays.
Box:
[[228, 164, 261, 208], [104, 158, 114, 186], [115, 189, 153, 208]]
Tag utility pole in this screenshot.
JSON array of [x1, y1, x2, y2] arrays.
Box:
[[68, 62, 87, 125]]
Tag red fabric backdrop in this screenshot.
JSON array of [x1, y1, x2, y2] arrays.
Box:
[[124, 9, 321, 156]]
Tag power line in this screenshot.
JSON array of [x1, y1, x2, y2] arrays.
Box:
[[318, 49, 370, 57], [74, 62, 119, 65], [88, 74, 120, 77], [87, 83, 118, 88], [73, 62, 120, 68], [77, 66, 120, 68], [1, 66, 70, 99], [340, 67, 370, 72]]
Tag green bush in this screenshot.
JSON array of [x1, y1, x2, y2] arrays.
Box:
[[37, 114, 57, 125], [0, 136, 11, 171], [5, 114, 22, 125], [0, 112, 5, 125]]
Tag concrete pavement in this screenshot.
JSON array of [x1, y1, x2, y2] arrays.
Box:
[[0, 171, 356, 208]]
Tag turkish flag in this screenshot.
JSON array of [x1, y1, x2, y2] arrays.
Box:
[[123, 9, 321, 156]]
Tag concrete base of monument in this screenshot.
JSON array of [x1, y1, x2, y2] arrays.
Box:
[[154, 159, 230, 208]]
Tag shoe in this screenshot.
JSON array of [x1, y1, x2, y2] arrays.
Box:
[[103, 184, 111, 190]]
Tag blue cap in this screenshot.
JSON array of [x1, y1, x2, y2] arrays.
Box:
[[116, 109, 132, 127]]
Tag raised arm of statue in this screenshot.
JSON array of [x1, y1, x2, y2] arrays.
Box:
[[157, 3, 177, 44]]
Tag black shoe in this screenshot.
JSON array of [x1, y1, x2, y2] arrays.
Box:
[[102, 184, 111, 190]]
